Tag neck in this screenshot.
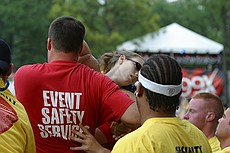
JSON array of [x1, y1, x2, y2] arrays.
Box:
[[48, 50, 78, 62], [202, 123, 217, 139], [140, 107, 176, 124], [220, 138, 230, 150], [137, 94, 176, 125], [203, 130, 216, 140], [105, 64, 122, 86], [106, 73, 121, 86]]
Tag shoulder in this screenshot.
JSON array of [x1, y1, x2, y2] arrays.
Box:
[[220, 147, 230, 153], [15, 63, 44, 74]]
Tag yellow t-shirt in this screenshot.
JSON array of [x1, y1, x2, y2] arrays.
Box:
[[217, 147, 230, 153], [209, 136, 221, 152], [112, 117, 211, 153], [0, 79, 36, 153]]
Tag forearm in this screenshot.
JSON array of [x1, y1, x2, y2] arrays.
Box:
[[79, 40, 100, 72], [95, 128, 109, 144], [98, 148, 111, 153], [120, 102, 141, 129], [80, 55, 100, 72]]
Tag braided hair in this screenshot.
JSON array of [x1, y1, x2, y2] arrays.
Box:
[[140, 54, 182, 113]]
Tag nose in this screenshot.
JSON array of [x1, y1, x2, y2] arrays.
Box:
[[183, 113, 189, 120], [218, 118, 222, 123]]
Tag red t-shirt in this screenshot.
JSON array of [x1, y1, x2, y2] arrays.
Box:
[[14, 60, 134, 153]]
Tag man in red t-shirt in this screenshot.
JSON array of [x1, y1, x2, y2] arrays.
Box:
[[14, 16, 140, 153]]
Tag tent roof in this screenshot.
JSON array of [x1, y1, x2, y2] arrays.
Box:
[[117, 23, 223, 54]]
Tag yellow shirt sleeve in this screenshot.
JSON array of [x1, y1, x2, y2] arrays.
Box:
[[209, 136, 221, 153], [0, 82, 36, 153]]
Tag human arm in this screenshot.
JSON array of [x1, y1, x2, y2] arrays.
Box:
[[70, 123, 111, 153], [78, 40, 100, 72], [95, 97, 140, 145], [96, 90, 137, 143], [108, 91, 138, 140], [91, 76, 140, 145], [116, 87, 140, 129], [107, 88, 138, 140], [95, 121, 133, 144], [95, 87, 140, 144], [119, 100, 140, 129]]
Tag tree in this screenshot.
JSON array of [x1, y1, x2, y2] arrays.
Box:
[[1, 0, 229, 71], [49, 0, 160, 57], [0, 0, 52, 70]]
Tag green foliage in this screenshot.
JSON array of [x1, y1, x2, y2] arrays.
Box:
[[0, 0, 52, 70], [0, 0, 229, 69], [48, 0, 159, 58]]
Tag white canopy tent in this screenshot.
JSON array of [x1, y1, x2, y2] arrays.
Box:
[[117, 23, 223, 54]]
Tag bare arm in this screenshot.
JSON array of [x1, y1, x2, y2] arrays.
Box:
[[119, 100, 141, 129], [95, 90, 140, 144], [95, 128, 109, 144], [78, 40, 100, 72]]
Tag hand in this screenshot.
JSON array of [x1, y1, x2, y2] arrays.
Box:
[[78, 53, 91, 63], [69, 123, 110, 153], [111, 121, 132, 140], [78, 40, 100, 71]]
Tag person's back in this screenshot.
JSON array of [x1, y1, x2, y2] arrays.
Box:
[[0, 39, 36, 153], [112, 117, 210, 152], [14, 16, 140, 153], [15, 60, 133, 152]]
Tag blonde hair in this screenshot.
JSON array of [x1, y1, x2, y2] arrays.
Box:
[[192, 92, 224, 120], [99, 51, 143, 74]]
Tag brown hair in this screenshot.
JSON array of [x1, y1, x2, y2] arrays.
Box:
[[99, 50, 143, 74]]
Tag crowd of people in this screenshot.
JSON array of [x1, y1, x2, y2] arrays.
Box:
[[0, 15, 230, 153]]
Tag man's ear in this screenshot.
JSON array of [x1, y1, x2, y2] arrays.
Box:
[[79, 43, 84, 55], [206, 112, 215, 122], [136, 82, 144, 97], [47, 38, 51, 51], [6, 63, 13, 77]]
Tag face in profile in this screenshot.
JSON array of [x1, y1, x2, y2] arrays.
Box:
[[216, 108, 230, 140], [183, 98, 207, 130], [118, 56, 144, 86]]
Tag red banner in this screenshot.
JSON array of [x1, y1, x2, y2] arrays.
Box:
[[182, 68, 223, 98]]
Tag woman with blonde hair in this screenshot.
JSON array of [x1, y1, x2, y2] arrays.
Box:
[[100, 50, 144, 97], [96, 50, 144, 148]]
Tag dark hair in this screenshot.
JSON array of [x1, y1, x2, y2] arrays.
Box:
[[140, 54, 182, 113], [48, 16, 85, 53], [0, 39, 11, 76], [0, 67, 10, 76]]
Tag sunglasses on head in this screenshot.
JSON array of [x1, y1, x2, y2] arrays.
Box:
[[127, 58, 142, 71]]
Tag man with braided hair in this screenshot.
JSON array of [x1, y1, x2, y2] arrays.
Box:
[[69, 54, 212, 153]]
